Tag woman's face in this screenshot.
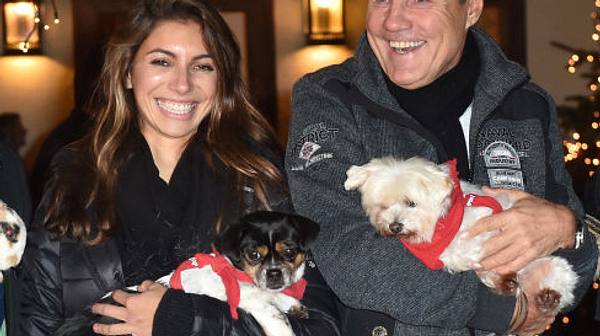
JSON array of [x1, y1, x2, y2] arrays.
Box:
[[128, 19, 217, 144]]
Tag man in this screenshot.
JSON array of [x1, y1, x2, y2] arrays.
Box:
[[285, 0, 599, 335], [0, 138, 31, 336]]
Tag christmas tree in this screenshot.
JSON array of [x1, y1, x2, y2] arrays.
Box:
[[549, 1, 600, 335]]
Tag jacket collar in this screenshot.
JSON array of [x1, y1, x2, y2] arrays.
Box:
[[351, 28, 529, 119]]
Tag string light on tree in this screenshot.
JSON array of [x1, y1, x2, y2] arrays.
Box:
[[552, 1, 600, 187]]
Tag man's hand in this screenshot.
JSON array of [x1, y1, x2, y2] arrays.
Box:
[[91, 280, 167, 336], [467, 187, 576, 275]]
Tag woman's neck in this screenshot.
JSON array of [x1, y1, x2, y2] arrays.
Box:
[[144, 135, 190, 183]]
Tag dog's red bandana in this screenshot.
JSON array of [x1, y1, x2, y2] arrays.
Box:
[[169, 251, 308, 319], [400, 159, 503, 270]]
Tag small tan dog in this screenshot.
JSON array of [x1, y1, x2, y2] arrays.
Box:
[[344, 156, 578, 314]]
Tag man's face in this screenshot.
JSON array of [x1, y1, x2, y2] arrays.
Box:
[[366, 0, 482, 90]]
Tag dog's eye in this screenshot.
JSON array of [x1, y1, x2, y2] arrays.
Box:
[[406, 200, 417, 208], [281, 248, 297, 261], [247, 250, 262, 262]]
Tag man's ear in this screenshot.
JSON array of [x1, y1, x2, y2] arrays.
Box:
[[465, 0, 484, 29]]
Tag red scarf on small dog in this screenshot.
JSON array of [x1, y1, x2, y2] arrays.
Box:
[[169, 251, 308, 319], [400, 159, 503, 270]]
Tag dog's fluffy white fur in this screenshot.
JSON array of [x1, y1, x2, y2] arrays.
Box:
[[345, 156, 578, 312], [0, 199, 26, 282]]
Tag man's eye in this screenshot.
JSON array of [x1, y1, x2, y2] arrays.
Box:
[[371, 0, 389, 5]]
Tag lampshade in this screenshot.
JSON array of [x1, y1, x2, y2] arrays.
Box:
[[304, 0, 345, 44], [2, 0, 41, 54]]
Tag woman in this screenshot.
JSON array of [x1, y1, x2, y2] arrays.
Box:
[[18, 1, 340, 335]]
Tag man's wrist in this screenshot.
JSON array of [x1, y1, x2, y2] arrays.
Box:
[[558, 206, 577, 249]]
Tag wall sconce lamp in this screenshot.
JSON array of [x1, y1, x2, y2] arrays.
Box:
[[304, 0, 345, 44], [2, 0, 61, 55]]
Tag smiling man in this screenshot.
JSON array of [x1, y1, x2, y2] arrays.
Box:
[[286, 0, 599, 335]]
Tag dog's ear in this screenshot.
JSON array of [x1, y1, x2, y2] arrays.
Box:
[[344, 165, 370, 191], [287, 214, 320, 249], [214, 221, 246, 263]]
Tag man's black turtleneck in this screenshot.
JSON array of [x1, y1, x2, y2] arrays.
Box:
[[385, 32, 481, 180]]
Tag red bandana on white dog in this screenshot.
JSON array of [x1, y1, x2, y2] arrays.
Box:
[[169, 251, 308, 319], [400, 159, 503, 270]]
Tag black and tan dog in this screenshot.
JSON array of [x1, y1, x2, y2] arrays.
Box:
[[56, 211, 320, 336]]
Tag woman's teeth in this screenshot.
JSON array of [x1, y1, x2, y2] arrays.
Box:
[[157, 100, 196, 114], [390, 40, 425, 53]]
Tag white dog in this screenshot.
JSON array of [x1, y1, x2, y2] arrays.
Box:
[[0, 199, 26, 283], [344, 156, 578, 314]]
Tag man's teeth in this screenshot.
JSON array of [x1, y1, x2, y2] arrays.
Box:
[[390, 40, 425, 52], [157, 100, 196, 114]]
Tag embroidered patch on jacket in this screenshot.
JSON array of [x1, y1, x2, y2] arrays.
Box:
[[483, 141, 525, 190], [290, 123, 337, 171]]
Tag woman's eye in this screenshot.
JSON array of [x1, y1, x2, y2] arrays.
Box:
[[193, 64, 215, 72], [150, 59, 170, 67]]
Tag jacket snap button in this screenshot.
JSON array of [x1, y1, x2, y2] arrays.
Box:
[[372, 325, 388, 336]]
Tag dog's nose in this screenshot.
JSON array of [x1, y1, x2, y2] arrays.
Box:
[[389, 222, 404, 234], [266, 268, 283, 281]]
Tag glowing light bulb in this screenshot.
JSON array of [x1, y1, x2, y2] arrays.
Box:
[[43, 24, 50, 30], [562, 316, 570, 324], [585, 158, 592, 165], [568, 66, 576, 74], [54, 18, 60, 24], [572, 54, 580, 61], [593, 33, 600, 41], [573, 132, 581, 140]]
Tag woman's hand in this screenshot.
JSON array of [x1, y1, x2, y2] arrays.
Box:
[[467, 187, 576, 275], [91, 280, 167, 336]]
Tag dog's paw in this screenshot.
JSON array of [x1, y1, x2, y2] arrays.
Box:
[[288, 304, 309, 319], [535, 288, 561, 313]]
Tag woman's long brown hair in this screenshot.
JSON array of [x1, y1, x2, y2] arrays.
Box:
[[44, 0, 283, 244]]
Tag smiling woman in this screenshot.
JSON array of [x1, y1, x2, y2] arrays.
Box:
[[16, 1, 341, 336]]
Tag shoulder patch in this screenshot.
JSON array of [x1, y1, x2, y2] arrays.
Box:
[[290, 123, 338, 171]]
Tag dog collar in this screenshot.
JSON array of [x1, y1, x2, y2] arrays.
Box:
[[169, 251, 307, 319], [401, 159, 502, 270]]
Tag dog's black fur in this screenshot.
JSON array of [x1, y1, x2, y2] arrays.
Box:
[[54, 211, 319, 336]]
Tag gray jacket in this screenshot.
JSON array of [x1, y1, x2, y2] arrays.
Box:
[[285, 28, 598, 336]]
